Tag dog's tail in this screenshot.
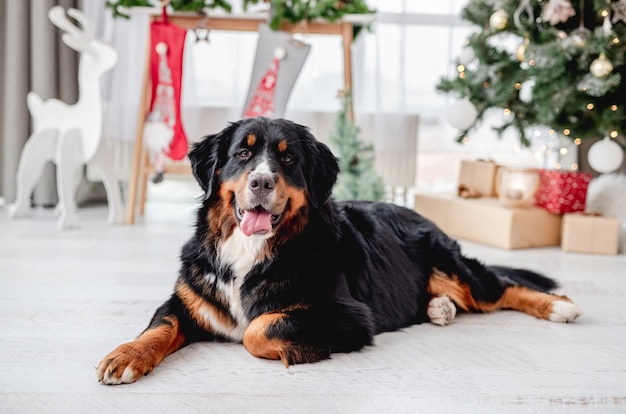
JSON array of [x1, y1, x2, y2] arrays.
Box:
[[487, 265, 557, 293]]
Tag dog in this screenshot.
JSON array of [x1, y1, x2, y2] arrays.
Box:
[[96, 117, 581, 385]]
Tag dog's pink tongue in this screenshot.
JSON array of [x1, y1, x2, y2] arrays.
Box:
[[240, 209, 272, 236]]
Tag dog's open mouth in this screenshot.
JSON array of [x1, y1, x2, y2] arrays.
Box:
[[236, 205, 283, 236]]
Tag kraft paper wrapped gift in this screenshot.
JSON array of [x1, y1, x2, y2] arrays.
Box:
[[458, 160, 499, 197], [414, 193, 562, 249], [561, 213, 620, 255]]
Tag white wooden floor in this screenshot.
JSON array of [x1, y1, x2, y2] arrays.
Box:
[[1, 200, 625, 414]]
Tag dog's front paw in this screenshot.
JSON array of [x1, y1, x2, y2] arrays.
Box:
[[428, 295, 457, 326], [96, 342, 156, 385]]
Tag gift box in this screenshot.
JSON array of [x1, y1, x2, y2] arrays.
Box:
[[561, 213, 620, 255], [414, 193, 562, 249], [458, 160, 499, 197], [534, 169, 592, 214]]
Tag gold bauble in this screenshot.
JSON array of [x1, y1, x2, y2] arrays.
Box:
[[590, 53, 614, 78], [489, 9, 509, 31], [516, 38, 529, 62]]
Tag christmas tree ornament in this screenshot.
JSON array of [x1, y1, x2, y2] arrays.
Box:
[[458, 46, 476, 66], [516, 37, 529, 61], [602, 10, 613, 35], [519, 78, 535, 103], [611, 0, 626, 24], [489, 9, 509, 31], [588, 136, 624, 173], [447, 99, 478, 130], [513, 0, 534, 29], [569, 26, 591, 47], [143, 10, 188, 184], [541, 0, 576, 25], [590, 53, 614, 78]]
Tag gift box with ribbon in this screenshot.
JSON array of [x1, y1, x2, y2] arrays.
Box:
[[534, 169, 592, 214]]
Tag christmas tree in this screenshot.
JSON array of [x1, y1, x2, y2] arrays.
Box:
[[328, 91, 386, 201], [437, 0, 626, 152]]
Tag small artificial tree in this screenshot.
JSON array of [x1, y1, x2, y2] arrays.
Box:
[[437, 0, 626, 151], [329, 91, 386, 201]]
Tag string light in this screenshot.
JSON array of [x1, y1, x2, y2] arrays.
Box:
[[563, 129, 571, 135], [555, 163, 561, 169], [571, 163, 579, 170], [515, 83, 521, 89], [457, 64, 465, 73], [503, 108, 511, 115], [611, 105, 618, 111], [574, 138, 582, 145], [560, 147, 568, 155], [587, 103, 594, 110], [610, 130, 619, 138]]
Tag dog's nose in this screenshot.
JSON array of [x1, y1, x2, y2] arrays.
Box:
[[248, 172, 276, 197]]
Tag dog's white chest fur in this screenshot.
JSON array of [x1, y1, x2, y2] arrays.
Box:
[[209, 228, 268, 341]]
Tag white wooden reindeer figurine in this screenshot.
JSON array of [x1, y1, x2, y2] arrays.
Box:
[[8, 6, 123, 229]]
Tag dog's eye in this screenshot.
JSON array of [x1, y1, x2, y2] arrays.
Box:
[[281, 154, 294, 165], [236, 149, 251, 160]]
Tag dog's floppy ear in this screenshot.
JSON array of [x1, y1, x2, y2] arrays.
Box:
[[303, 128, 339, 207], [188, 121, 241, 200]]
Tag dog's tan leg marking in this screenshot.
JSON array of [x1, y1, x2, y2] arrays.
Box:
[[96, 316, 185, 385], [427, 295, 457, 326], [176, 282, 235, 334], [427, 269, 581, 322], [243, 309, 329, 367], [243, 312, 291, 366]]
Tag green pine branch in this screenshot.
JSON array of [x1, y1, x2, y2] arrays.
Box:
[[437, 0, 626, 149]]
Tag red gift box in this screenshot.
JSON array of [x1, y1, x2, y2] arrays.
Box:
[[534, 169, 592, 214]]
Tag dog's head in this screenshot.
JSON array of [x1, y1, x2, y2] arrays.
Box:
[[189, 117, 339, 242]]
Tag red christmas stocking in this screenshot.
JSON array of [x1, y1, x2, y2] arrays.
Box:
[[143, 14, 188, 183], [243, 48, 285, 118]]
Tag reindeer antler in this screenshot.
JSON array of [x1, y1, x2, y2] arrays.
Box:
[[48, 6, 96, 54]]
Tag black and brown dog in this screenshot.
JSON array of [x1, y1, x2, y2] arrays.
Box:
[[97, 117, 581, 385]]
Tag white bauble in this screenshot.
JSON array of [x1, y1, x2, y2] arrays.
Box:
[[447, 99, 478, 130], [588, 137, 624, 173], [519, 79, 535, 103], [458, 46, 476, 66]]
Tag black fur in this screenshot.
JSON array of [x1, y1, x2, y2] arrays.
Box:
[[98, 117, 568, 384], [180, 117, 555, 352]]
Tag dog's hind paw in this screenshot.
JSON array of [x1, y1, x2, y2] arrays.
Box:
[[428, 295, 457, 326], [549, 299, 582, 323]]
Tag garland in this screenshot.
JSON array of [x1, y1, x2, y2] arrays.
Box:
[[105, 0, 374, 32]]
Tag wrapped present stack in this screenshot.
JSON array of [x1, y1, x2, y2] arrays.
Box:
[[414, 160, 620, 255]]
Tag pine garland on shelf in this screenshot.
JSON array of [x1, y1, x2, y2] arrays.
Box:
[[328, 91, 386, 202], [105, 0, 374, 35], [437, 0, 626, 150]]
